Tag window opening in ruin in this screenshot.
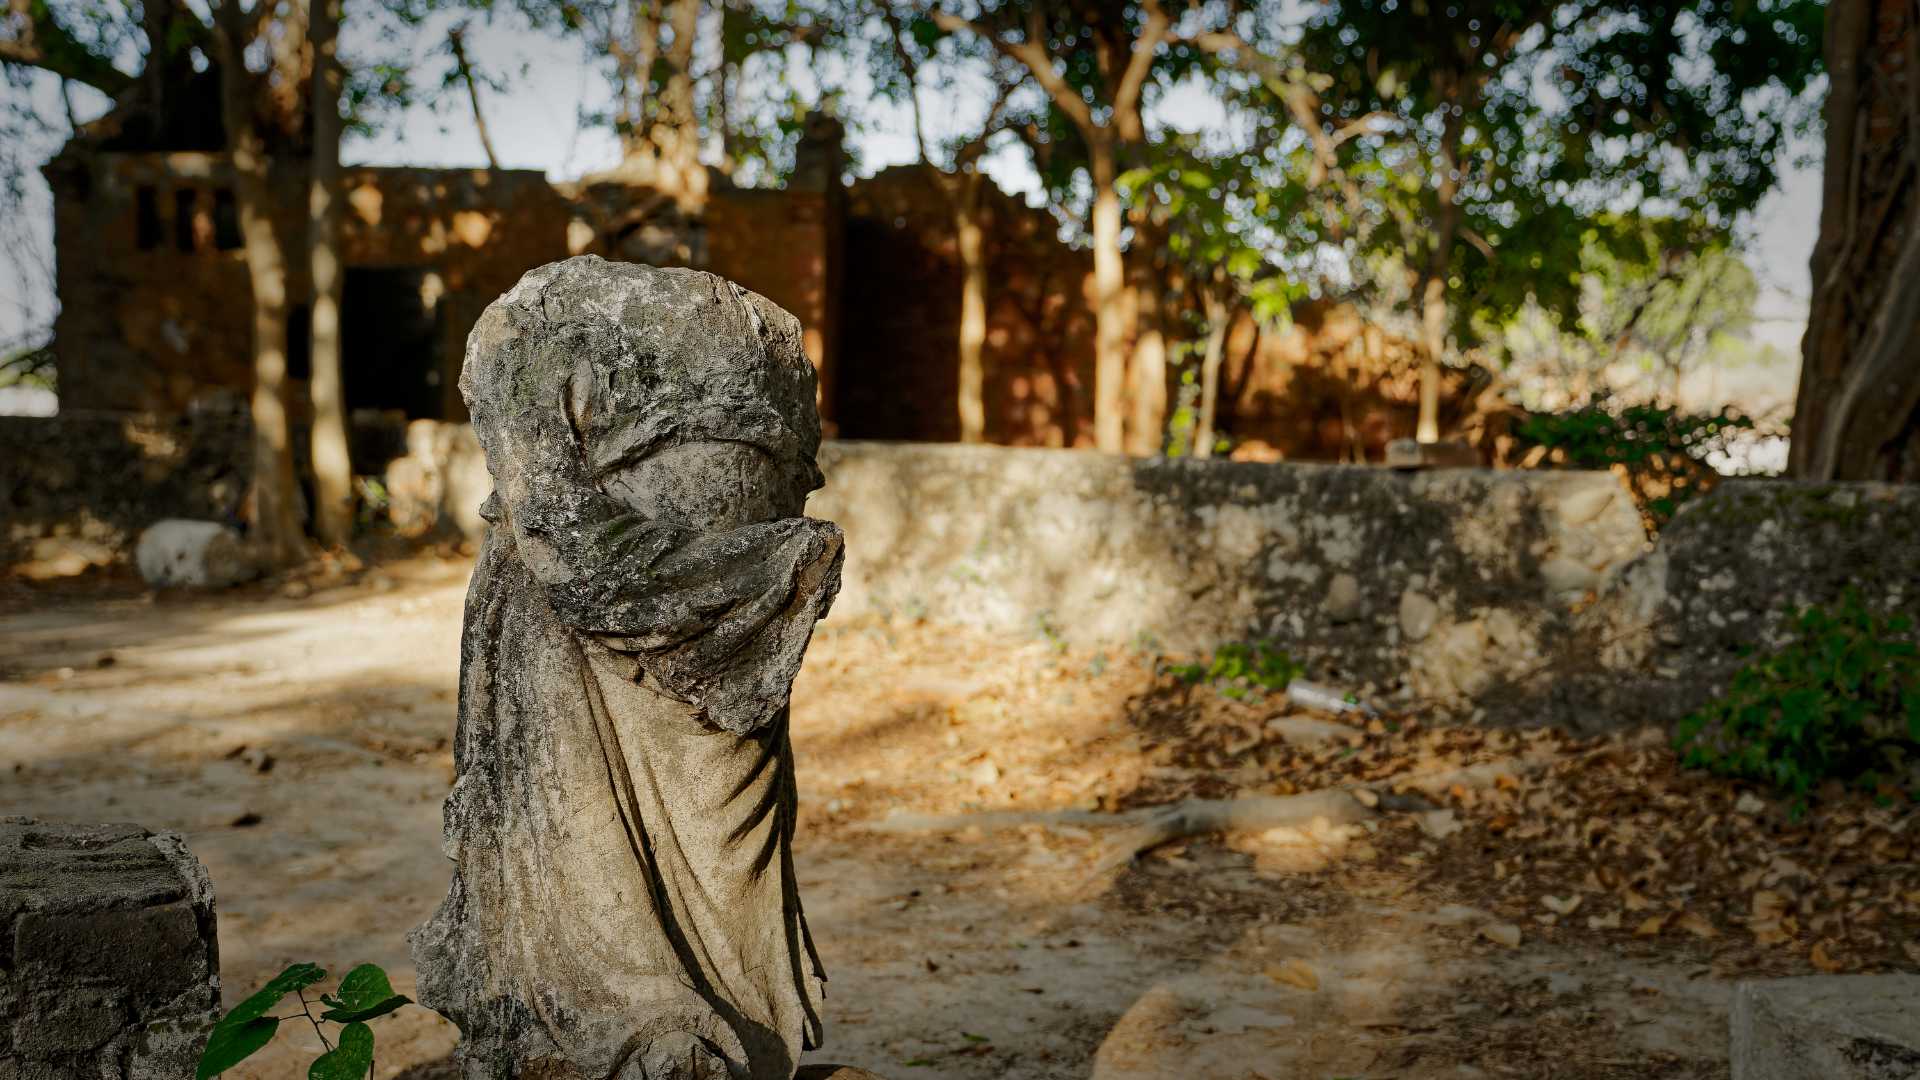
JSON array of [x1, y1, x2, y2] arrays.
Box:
[[213, 189, 242, 250], [288, 305, 312, 382], [174, 188, 198, 252], [135, 186, 162, 250], [343, 267, 444, 420]]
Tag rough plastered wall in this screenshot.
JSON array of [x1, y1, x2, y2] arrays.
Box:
[[1574, 480, 1920, 726], [13, 423, 1917, 734], [0, 410, 416, 570], [809, 443, 1650, 720], [0, 410, 252, 570]]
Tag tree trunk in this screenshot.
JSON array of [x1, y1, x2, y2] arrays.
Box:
[[1088, 137, 1127, 454], [624, 0, 661, 157], [217, 0, 305, 568], [954, 172, 989, 444], [1416, 272, 1448, 444], [308, 0, 351, 548], [656, 0, 706, 210], [1417, 107, 1464, 445], [1127, 219, 1168, 456], [1194, 286, 1229, 460], [1789, 0, 1920, 481]]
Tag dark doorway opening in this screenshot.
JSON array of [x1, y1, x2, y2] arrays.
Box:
[[342, 267, 443, 420]]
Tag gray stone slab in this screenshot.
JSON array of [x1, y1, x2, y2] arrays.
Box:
[[0, 818, 219, 1079], [1730, 975, 1920, 1080]]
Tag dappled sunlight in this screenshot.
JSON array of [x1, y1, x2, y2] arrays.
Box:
[[2, 563, 1909, 1078]]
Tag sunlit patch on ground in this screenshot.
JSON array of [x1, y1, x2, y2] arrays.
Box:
[[1, 558, 1911, 1078]]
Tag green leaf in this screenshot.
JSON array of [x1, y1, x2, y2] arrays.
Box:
[[232, 964, 327, 1025], [197, 1017, 280, 1079], [196, 963, 328, 1078], [308, 1022, 374, 1080], [320, 964, 412, 1024]]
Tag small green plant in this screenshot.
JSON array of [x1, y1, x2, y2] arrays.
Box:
[[1674, 592, 1920, 812], [1033, 610, 1068, 654], [1166, 639, 1304, 700], [197, 962, 412, 1079]]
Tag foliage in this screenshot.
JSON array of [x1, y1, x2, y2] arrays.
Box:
[[1513, 397, 1755, 524], [1294, 0, 1826, 351], [1492, 222, 1763, 399], [1674, 593, 1920, 813], [197, 963, 412, 1079], [1166, 640, 1304, 701]]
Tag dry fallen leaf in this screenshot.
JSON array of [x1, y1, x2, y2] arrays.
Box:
[[1266, 959, 1320, 992], [1480, 922, 1523, 948], [1673, 912, 1718, 940], [1542, 894, 1583, 916], [1587, 911, 1622, 931], [1810, 941, 1844, 973], [1634, 915, 1668, 938]]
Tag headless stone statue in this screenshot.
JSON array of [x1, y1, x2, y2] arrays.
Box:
[[411, 257, 848, 1080]]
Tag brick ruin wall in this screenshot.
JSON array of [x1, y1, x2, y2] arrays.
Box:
[[45, 153, 574, 419], [43, 149, 1480, 459], [839, 165, 1486, 458]]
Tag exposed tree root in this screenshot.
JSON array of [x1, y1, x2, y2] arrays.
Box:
[[863, 750, 1565, 877]]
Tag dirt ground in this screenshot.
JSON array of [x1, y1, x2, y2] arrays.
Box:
[[2, 556, 1913, 1080]]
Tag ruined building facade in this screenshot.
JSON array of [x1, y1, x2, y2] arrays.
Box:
[[44, 120, 845, 431], [43, 115, 1455, 461]]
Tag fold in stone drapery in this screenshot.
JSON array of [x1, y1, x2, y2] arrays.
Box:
[[413, 257, 842, 1080], [465, 255, 843, 734]]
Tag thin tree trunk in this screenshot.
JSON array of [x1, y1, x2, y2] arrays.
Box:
[[657, 0, 705, 209], [1089, 137, 1127, 454], [308, 0, 351, 548], [1195, 286, 1229, 460], [1127, 223, 1168, 455], [954, 172, 989, 444], [1417, 107, 1464, 445], [448, 25, 500, 170], [216, 0, 305, 568], [625, 0, 662, 158], [1417, 272, 1448, 443]]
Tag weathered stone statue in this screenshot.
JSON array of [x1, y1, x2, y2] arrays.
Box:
[[412, 256, 846, 1080]]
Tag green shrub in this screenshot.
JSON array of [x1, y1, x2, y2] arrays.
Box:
[[1514, 397, 1757, 525], [1673, 593, 1920, 811], [1166, 640, 1303, 701], [197, 962, 412, 1079]]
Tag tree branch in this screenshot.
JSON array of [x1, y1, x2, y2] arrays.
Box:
[[0, 0, 137, 96], [1112, 0, 1171, 143], [933, 7, 1097, 136]]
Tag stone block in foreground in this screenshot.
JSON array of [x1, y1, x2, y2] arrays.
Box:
[[1, 818, 220, 1079], [1731, 975, 1920, 1080]]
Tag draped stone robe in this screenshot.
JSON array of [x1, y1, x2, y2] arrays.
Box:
[[412, 258, 844, 1080]]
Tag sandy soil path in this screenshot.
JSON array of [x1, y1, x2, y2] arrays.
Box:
[[0, 559, 1773, 1078]]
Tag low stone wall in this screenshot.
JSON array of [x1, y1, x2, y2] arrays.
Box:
[[811, 443, 1651, 714], [9, 419, 1917, 730], [1582, 480, 1920, 726], [0, 410, 422, 572], [0, 410, 251, 573]]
